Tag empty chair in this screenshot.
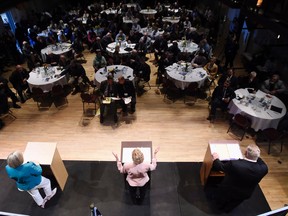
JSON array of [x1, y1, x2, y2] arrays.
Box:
[[184, 82, 198, 104], [51, 85, 68, 109], [256, 128, 284, 154], [31, 87, 53, 109], [227, 113, 251, 141], [80, 92, 99, 116]]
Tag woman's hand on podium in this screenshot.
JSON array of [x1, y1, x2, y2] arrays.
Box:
[[112, 152, 119, 162]]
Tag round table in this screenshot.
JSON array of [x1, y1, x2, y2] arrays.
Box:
[[41, 43, 72, 62], [94, 65, 134, 87], [140, 9, 157, 19], [162, 17, 180, 24], [165, 63, 207, 90], [168, 41, 199, 53], [101, 8, 121, 15], [106, 42, 136, 55], [27, 66, 67, 92], [228, 88, 287, 131]]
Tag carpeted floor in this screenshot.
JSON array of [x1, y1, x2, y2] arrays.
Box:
[[0, 160, 270, 216]]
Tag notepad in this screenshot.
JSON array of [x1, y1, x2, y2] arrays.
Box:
[[270, 105, 282, 113], [210, 143, 243, 161]]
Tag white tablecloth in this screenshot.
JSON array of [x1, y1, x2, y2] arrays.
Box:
[[94, 65, 134, 87], [41, 43, 72, 62], [162, 17, 180, 23], [101, 9, 121, 15], [228, 88, 287, 131], [106, 42, 136, 55], [168, 41, 199, 53], [27, 66, 67, 92], [140, 9, 157, 18], [165, 63, 207, 90]]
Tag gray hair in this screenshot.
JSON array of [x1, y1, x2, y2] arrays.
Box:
[[7, 151, 24, 168], [246, 144, 260, 161]]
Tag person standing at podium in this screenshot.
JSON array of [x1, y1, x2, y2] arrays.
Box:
[[5, 151, 57, 208], [112, 147, 159, 204], [211, 144, 268, 212]]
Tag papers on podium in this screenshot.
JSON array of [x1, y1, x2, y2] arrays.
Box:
[[123, 97, 132, 104], [122, 147, 151, 163], [210, 143, 243, 161], [102, 97, 121, 104]]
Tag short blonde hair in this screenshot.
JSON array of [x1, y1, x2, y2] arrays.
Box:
[[132, 148, 144, 165], [7, 151, 24, 168], [246, 144, 260, 161]]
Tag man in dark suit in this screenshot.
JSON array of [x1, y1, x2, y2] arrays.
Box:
[[239, 71, 260, 90], [9, 65, 30, 103], [218, 68, 238, 90], [117, 76, 136, 116], [211, 144, 268, 212], [99, 75, 118, 123], [207, 80, 235, 121]]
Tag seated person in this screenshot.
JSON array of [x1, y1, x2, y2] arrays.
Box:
[[112, 147, 159, 204], [93, 50, 107, 72], [99, 75, 118, 123], [261, 74, 287, 96], [45, 52, 59, 66], [207, 80, 235, 121], [218, 68, 238, 90], [117, 76, 136, 115], [239, 71, 259, 90], [211, 144, 268, 212], [0, 75, 21, 108], [153, 34, 168, 62], [58, 55, 70, 68], [115, 30, 126, 43], [167, 41, 181, 63], [191, 51, 207, 68], [134, 57, 151, 92], [9, 65, 31, 103], [61, 60, 90, 95], [203, 57, 218, 80], [90, 37, 104, 53]]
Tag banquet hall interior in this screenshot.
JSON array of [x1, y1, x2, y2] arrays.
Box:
[[0, 0, 288, 215]]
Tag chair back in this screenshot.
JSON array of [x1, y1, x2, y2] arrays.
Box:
[[51, 85, 65, 97], [234, 114, 251, 128], [32, 87, 44, 102]]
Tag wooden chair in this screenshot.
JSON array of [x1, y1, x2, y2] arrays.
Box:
[[256, 128, 284, 154], [80, 92, 98, 116], [227, 113, 251, 141], [51, 85, 68, 109], [31, 87, 53, 110]]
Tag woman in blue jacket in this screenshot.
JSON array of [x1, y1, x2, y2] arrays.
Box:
[[5, 151, 57, 208]]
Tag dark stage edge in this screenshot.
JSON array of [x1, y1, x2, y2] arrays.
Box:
[[0, 160, 271, 216]]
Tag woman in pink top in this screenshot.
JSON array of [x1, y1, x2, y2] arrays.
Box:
[[112, 147, 159, 204]]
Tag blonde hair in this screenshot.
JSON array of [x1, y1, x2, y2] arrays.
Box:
[[246, 144, 260, 161], [132, 148, 144, 165], [7, 151, 24, 168]]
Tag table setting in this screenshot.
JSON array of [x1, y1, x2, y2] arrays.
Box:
[[229, 88, 286, 131], [165, 62, 207, 90]]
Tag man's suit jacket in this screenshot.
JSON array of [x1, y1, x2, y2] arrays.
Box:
[[213, 158, 268, 199], [99, 80, 118, 98], [117, 80, 135, 98]]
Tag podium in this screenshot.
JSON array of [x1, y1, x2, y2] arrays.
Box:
[[24, 142, 68, 191], [200, 140, 243, 186], [121, 141, 152, 163]]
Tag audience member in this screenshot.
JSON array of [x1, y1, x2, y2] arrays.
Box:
[[0, 75, 21, 108], [93, 50, 107, 72], [115, 30, 127, 43], [191, 51, 207, 68], [99, 75, 118, 123], [5, 151, 57, 208], [211, 144, 268, 212], [207, 80, 235, 121], [203, 57, 218, 80], [261, 74, 287, 96], [218, 68, 238, 90], [117, 76, 136, 115], [9, 65, 31, 103], [112, 147, 159, 204], [239, 71, 260, 90]]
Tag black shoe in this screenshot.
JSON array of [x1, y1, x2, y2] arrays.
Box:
[[71, 89, 79, 95], [100, 116, 104, 124], [13, 104, 21, 109]]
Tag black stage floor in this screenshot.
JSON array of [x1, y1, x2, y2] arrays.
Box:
[[0, 160, 270, 216]]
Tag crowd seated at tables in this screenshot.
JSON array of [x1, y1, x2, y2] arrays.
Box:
[[1, 0, 288, 127]]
